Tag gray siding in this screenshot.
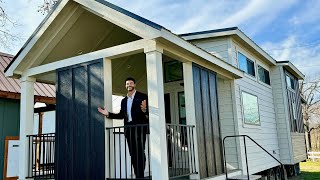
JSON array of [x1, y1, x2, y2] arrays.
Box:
[[233, 42, 281, 174], [217, 78, 240, 170], [270, 66, 293, 164], [191, 37, 232, 64], [291, 133, 307, 163]]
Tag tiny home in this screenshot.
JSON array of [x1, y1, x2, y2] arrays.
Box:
[[0, 52, 56, 180], [4, 0, 306, 180]]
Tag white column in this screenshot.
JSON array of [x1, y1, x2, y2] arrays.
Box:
[[145, 48, 169, 180], [183, 62, 200, 179], [103, 58, 114, 178], [19, 76, 35, 180]]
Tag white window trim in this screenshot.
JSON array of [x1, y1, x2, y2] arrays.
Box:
[[237, 51, 256, 78], [240, 90, 261, 128], [257, 65, 272, 88]]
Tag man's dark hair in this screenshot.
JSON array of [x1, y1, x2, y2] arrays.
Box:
[[125, 77, 136, 84]]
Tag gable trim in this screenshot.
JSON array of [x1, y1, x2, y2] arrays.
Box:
[[74, 0, 162, 39], [95, 0, 163, 30]]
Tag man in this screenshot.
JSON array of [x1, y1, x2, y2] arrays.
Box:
[[98, 77, 148, 178]]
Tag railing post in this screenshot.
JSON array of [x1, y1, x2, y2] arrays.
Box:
[[243, 136, 249, 180]]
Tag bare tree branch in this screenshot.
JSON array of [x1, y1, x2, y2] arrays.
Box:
[[38, 0, 58, 15], [0, 0, 22, 50]]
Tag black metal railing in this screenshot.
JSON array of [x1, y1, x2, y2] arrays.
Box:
[[26, 133, 55, 179], [106, 124, 151, 180], [166, 124, 197, 179], [223, 135, 286, 180]]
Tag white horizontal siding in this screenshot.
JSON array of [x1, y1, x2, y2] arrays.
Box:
[[270, 66, 293, 164], [191, 37, 231, 64], [291, 133, 307, 163], [217, 78, 239, 170], [232, 42, 280, 174]]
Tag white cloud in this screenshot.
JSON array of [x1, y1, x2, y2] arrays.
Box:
[[0, 0, 319, 78], [262, 36, 320, 77]]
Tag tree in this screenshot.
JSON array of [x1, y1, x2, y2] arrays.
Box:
[[300, 77, 320, 151], [38, 0, 58, 15], [0, 0, 57, 50], [0, 0, 21, 50]]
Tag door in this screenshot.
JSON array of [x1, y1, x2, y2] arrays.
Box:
[[193, 64, 223, 178], [55, 59, 105, 180]]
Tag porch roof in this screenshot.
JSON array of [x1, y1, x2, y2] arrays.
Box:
[[0, 52, 56, 104], [4, 0, 244, 81]]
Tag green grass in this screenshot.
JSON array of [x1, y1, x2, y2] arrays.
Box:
[[298, 161, 320, 180]]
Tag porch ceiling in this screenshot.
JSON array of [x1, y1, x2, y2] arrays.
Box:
[[39, 10, 141, 67], [15, 2, 141, 73]]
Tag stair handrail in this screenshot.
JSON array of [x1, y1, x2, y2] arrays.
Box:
[[223, 135, 285, 180]]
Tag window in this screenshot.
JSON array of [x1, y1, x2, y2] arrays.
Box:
[[258, 66, 270, 85], [291, 101, 298, 132], [178, 92, 186, 125], [178, 92, 187, 146], [286, 75, 295, 89], [241, 92, 260, 125], [164, 60, 183, 82], [238, 52, 255, 76]]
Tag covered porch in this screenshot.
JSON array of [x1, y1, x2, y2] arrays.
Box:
[[4, 0, 243, 180]]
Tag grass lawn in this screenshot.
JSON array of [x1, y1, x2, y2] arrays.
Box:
[[292, 161, 320, 180]]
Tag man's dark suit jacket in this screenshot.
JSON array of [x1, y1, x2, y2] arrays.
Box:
[[107, 91, 149, 125]]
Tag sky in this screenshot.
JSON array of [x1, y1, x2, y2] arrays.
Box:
[[0, 0, 320, 78]]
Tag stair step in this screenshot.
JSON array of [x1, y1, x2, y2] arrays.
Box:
[[227, 175, 262, 180]]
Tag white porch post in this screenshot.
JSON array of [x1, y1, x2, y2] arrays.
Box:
[[103, 58, 114, 179], [183, 62, 200, 179], [19, 76, 35, 180], [145, 47, 169, 180]]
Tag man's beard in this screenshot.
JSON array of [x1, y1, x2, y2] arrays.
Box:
[[127, 86, 135, 91]]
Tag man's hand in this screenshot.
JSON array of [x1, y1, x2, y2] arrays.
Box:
[[141, 100, 147, 112], [98, 107, 109, 116]]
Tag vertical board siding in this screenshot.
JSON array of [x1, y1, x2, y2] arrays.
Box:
[[284, 69, 307, 163], [209, 73, 224, 174], [0, 98, 20, 179], [192, 67, 207, 177], [193, 64, 223, 178], [56, 59, 104, 180], [285, 69, 304, 133], [200, 69, 215, 176]]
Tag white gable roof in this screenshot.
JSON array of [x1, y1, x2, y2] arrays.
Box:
[[5, 0, 244, 80]]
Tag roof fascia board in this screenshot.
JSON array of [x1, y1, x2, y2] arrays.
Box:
[[74, 0, 162, 39], [182, 28, 277, 66], [22, 39, 149, 77], [277, 62, 305, 80], [160, 29, 244, 79], [235, 30, 276, 65], [181, 30, 236, 41], [4, 0, 69, 77]]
